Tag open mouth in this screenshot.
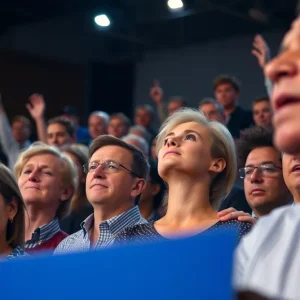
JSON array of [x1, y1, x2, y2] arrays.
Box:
[[292, 165, 300, 172]]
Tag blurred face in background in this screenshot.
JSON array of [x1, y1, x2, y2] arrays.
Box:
[[108, 117, 128, 138], [199, 103, 225, 124], [168, 99, 184, 115], [214, 83, 239, 109], [253, 100, 272, 127], [12, 120, 30, 144], [88, 115, 107, 140], [134, 108, 153, 128], [47, 123, 73, 147]]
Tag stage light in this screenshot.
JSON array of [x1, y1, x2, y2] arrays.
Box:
[[94, 14, 110, 27], [167, 0, 184, 10]]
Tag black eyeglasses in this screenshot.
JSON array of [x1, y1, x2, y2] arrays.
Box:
[[239, 163, 282, 179], [83, 160, 140, 178]]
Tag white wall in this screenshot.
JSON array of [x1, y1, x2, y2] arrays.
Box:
[[134, 30, 285, 109]]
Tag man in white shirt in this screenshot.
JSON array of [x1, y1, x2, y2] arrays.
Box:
[[234, 14, 300, 300]]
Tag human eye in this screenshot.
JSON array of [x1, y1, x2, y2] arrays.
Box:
[[106, 161, 118, 169], [43, 170, 53, 175], [262, 164, 276, 173], [245, 167, 253, 175], [163, 138, 168, 145], [185, 134, 196, 141], [89, 163, 98, 171], [23, 168, 31, 174]]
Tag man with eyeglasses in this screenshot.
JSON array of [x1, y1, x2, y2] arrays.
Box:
[[236, 126, 291, 219], [55, 135, 149, 254]]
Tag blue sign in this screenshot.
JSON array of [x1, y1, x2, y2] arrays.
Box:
[[2, 229, 237, 300]]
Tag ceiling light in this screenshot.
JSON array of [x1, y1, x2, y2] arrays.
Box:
[[94, 14, 110, 27], [167, 0, 184, 10]]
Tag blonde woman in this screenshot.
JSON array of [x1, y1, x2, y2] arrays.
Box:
[[14, 142, 77, 253], [116, 108, 252, 243], [0, 164, 27, 259], [60, 144, 93, 234]]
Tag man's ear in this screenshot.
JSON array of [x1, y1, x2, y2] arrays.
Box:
[[131, 178, 146, 198], [208, 158, 226, 175], [60, 185, 75, 202]]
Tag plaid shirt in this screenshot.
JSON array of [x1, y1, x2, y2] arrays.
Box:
[[54, 206, 147, 254], [25, 218, 61, 250]]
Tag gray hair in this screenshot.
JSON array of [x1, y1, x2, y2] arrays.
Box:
[[89, 111, 110, 127], [199, 98, 224, 114], [129, 125, 151, 142], [122, 134, 149, 156]]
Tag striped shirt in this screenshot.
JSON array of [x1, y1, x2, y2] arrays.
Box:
[[6, 246, 28, 260], [234, 203, 300, 300], [25, 218, 61, 250], [54, 206, 147, 254]]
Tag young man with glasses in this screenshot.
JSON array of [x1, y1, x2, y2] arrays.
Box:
[[236, 126, 291, 219], [55, 135, 149, 254]]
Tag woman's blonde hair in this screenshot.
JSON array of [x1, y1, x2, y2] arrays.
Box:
[[156, 108, 237, 209], [14, 142, 77, 219], [60, 143, 89, 213], [0, 163, 25, 248]]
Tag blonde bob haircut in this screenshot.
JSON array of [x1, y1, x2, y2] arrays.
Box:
[[156, 108, 237, 209], [14, 142, 78, 219]]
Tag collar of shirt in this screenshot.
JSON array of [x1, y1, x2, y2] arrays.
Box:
[[81, 206, 146, 241], [25, 218, 60, 248], [251, 200, 294, 220], [7, 246, 28, 260]]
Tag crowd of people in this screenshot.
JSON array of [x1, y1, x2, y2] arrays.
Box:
[[1, 10, 300, 299]]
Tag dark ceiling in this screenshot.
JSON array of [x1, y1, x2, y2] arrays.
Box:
[[0, 0, 298, 53]]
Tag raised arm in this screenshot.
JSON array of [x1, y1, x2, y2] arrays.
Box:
[[0, 94, 18, 155], [26, 94, 47, 143], [252, 34, 273, 97], [149, 80, 168, 123]]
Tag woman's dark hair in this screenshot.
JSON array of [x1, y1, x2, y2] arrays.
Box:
[[0, 163, 25, 248]]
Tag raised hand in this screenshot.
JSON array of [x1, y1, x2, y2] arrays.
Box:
[[26, 93, 45, 120], [252, 34, 271, 69], [149, 79, 163, 105]]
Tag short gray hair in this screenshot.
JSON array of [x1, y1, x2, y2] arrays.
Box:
[[129, 125, 151, 142], [156, 108, 237, 209], [199, 98, 224, 114], [89, 111, 110, 127], [122, 134, 149, 156]]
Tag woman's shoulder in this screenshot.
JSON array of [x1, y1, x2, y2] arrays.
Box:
[[115, 222, 161, 244], [209, 219, 253, 238]]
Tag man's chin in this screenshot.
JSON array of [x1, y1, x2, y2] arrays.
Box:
[[274, 122, 300, 154]]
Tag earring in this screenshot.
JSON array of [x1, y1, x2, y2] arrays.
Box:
[[9, 218, 14, 224]]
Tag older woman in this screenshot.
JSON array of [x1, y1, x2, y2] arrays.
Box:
[[59, 144, 93, 234], [0, 163, 26, 259], [116, 108, 252, 243], [14, 142, 77, 253]]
